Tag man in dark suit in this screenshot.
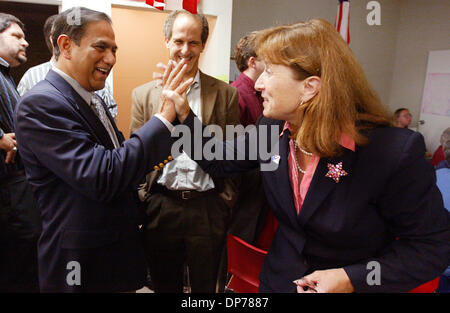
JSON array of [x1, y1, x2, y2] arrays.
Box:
[[14, 7, 178, 292], [0, 12, 40, 293]]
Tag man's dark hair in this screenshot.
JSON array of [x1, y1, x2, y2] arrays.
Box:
[[0, 12, 25, 33], [234, 31, 258, 72], [394, 108, 408, 118], [164, 10, 209, 44], [44, 14, 58, 54], [52, 7, 112, 60]]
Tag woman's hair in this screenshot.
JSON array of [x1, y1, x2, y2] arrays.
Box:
[[255, 19, 391, 157]]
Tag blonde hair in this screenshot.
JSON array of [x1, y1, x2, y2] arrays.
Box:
[[256, 19, 390, 157]]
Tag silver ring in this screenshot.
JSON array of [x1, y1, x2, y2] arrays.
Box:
[[13, 147, 17, 151]]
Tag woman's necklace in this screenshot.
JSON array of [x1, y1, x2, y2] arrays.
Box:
[[293, 141, 313, 174]]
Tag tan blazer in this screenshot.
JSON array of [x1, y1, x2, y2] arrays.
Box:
[[130, 71, 240, 208]]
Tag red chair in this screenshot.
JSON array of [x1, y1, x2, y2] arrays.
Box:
[[226, 214, 440, 293], [226, 234, 267, 293], [409, 277, 440, 293]]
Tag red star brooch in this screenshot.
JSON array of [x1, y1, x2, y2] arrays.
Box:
[[325, 162, 348, 183]]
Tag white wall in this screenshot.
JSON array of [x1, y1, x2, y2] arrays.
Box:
[[61, 0, 111, 14], [388, 0, 450, 128], [196, 0, 233, 81], [59, 0, 234, 82], [231, 0, 450, 151], [231, 0, 401, 107]]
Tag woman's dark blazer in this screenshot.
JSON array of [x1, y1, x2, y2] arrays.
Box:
[[180, 111, 450, 293]]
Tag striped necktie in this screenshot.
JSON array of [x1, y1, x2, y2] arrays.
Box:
[[90, 94, 120, 148]]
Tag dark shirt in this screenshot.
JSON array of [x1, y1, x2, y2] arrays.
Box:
[[231, 72, 263, 126], [0, 60, 23, 179]]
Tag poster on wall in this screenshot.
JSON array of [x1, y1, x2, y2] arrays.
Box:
[[421, 73, 450, 117], [418, 50, 450, 154]]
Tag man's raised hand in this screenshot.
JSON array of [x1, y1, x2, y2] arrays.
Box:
[[158, 60, 193, 123]]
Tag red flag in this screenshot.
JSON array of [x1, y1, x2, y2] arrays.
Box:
[[145, 0, 165, 11], [335, 0, 350, 44], [183, 0, 197, 14]]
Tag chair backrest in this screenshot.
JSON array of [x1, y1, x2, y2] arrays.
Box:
[[408, 277, 440, 293], [227, 234, 440, 293], [226, 234, 268, 293]]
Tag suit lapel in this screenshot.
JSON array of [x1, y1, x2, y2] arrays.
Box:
[[200, 71, 217, 125], [298, 147, 356, 227], [45, 70, 115, 149], [263, 124, 300, 230]]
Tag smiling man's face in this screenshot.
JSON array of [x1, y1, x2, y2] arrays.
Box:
[[165, 13, 205, 78], [67, 20, 117, 92]]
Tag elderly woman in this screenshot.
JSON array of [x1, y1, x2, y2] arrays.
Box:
[[161, 19, 450, 293]]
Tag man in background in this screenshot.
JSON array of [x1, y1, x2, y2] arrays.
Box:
[[130, 10, 240, 293], [17, 14, 118, 119], [393, 107, 412, 128], [228, 31, 275, 249], [231, 31, 264, 127], [0, 12, 40, 292]]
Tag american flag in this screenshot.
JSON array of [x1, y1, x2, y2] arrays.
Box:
[[145, 0, 198, 14], [145, 0, 165, 11], [335, 0, 350, 44]]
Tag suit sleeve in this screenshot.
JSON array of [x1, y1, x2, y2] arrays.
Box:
[[226, 87, 240, 127], [178, 110, 260, 177], [343, 131, 450, 292], [130, 87, 147, 135], [15, 92, 175, 203]]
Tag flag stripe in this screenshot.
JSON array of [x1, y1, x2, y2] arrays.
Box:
[[337, 2, 343, 32], [183, 0, 198, 14], [145, 0, 165, 10], [340, 2, 349, 40], [335, 0, 350, 44]]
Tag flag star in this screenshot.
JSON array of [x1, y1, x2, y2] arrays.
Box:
[[325, 162, 348, 183]]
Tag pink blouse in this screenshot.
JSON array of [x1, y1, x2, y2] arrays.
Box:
[[281, 122, 355, 215]]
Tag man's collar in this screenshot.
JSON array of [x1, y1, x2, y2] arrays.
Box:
[[241, 72, 256, 85], [187, 70, 200, 93], [192, 69, 200, 88], [0, 56, 10, 68], [52, 66, 93, 105]]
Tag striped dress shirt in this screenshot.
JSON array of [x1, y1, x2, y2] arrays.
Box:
[[0, 57, 24, 178]]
